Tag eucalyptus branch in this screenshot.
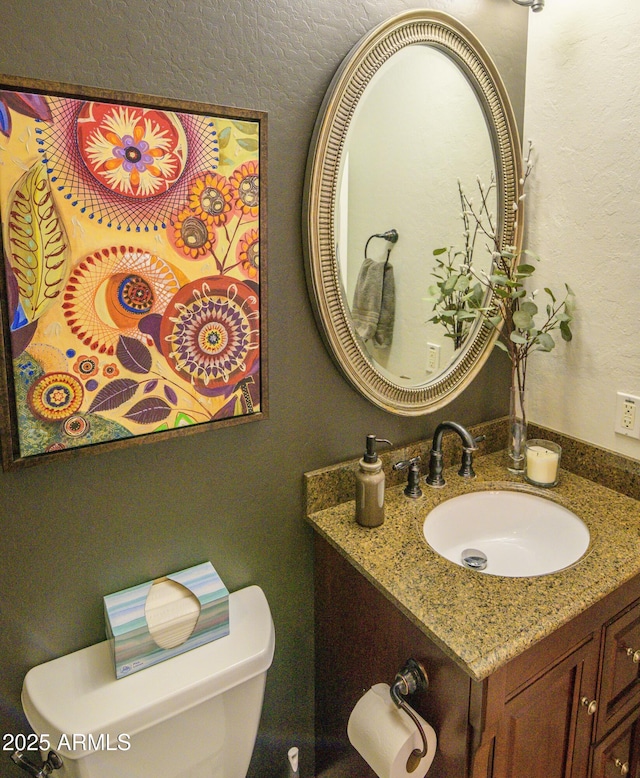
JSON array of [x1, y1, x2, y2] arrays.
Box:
[[473, 258, 575, 395], [428, 139, 575, 385]]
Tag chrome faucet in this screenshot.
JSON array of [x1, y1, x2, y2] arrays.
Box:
[[425, 421, 483, 488]]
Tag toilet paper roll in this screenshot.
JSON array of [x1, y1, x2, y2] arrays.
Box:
[[347, 683, 437, 778]]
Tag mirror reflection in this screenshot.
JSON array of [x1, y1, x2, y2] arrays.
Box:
[[337, 44, 496, 388], [303, 9, 522, 414]]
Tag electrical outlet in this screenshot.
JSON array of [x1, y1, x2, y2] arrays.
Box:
[[426, 343, 440, 373], [615, 392, 640, 438], [622, 401, 635, 430]]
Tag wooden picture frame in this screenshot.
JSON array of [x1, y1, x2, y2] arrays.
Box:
[[0, 76, 267, 470]]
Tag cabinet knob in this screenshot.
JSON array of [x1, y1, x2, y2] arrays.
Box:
[[613, 757, 629, 775], [625, 647, 640, 663], [580, 696, 598, 715]]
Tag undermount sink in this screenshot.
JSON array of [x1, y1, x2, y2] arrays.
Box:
[[422, 489, 590, 578]]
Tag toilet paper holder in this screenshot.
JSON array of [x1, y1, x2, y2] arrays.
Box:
[[390, 659, 430, 773]]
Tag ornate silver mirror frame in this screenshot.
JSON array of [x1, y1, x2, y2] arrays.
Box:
[[303, 9, 523, 415]]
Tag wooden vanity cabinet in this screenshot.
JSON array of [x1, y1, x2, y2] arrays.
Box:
[[487, 636, 599, 778], [314, 536, 640, 778], [474, 595, 640, 778]]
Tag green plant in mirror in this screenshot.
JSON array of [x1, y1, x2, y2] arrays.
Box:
[[427, 177, 492, 349], [428, 142, 575, 399]]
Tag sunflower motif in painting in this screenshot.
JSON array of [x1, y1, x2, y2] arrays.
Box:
[[237, 228, 259, 280], [189, 172, 235, 227], [230, 160, 259, 217], [169, 207, 216, 260]]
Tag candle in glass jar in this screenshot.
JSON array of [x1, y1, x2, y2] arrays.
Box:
[[525, 442, 561, 485]]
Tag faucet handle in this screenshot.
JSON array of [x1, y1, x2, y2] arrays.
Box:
[[393, 457, 423, 499], [463, 434, 486, 453], [393, 456, 421, 470], [459, 439, 484, 479], [472, 434, 486, 449]]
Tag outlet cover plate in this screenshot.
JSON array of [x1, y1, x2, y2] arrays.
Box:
[[426, 343, 440, 374], [615, 392, 640, 439]]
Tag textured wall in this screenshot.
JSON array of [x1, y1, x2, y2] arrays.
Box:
[[0, 2, 526, 776], [524, 1, 640, 460]]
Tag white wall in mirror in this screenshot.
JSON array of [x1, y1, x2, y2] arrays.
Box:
[[523, 0, 640, 458], [338, 44, 495, 386]]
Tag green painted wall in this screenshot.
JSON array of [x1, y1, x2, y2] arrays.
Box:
[[0, 1, 526, 776]]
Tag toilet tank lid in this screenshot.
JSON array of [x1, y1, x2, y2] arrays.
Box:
[[21, 585, 275, 749]]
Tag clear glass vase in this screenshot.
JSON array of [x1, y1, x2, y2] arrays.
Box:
[[508, 385, 527, 474]]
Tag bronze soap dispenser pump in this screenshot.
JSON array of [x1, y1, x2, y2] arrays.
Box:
[[355, 434, 391, 528]]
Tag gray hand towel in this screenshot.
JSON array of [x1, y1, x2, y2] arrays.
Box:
[[351, 258, 395, 348]]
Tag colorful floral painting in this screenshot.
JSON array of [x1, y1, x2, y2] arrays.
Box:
[[0, 82, 265, 469]]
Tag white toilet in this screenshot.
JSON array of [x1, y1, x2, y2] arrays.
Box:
[[19, 585, 275, 778]]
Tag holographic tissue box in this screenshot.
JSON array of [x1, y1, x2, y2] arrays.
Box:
[[104, 561, 229, 678]]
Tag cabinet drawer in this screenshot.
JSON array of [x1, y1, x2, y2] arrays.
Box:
[[597, 600, 640, 740], [591, 705, 640, 778]]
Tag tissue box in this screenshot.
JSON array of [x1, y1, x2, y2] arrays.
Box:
[[104, 561, 229, 678]]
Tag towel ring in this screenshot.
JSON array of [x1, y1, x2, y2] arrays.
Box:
[[364, 229, 399, 266]]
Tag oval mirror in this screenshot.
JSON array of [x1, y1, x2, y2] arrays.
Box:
[[303, 10, 523, 414]]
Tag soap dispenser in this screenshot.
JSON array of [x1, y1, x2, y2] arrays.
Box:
[[355, 434, 391, 527]]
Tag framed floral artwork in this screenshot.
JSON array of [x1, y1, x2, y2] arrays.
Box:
[[0, 76, 267, 470]]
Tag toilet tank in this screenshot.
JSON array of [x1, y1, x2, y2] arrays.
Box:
[[21, 585, 275, 778]]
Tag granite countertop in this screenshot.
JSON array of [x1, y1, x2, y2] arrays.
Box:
[[305, 447, 640, 682]]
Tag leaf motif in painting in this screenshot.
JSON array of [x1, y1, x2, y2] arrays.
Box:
[[218, 126, 231, 149], [6, 163, 69, 323], [237, 137, 258, 152], [0, 91, 52, 138], [1, 92, 52, 123], [87, 378, 138, 414], [116, 335, 153, 374], [232, 120, 258, 135], [163, 385, 178, 406], [124, 397, 171, 425]]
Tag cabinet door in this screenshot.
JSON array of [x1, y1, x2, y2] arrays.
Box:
[[591, 705, 640, 778], [492, 638, 599, 778], [597, 601, 640, 741]]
